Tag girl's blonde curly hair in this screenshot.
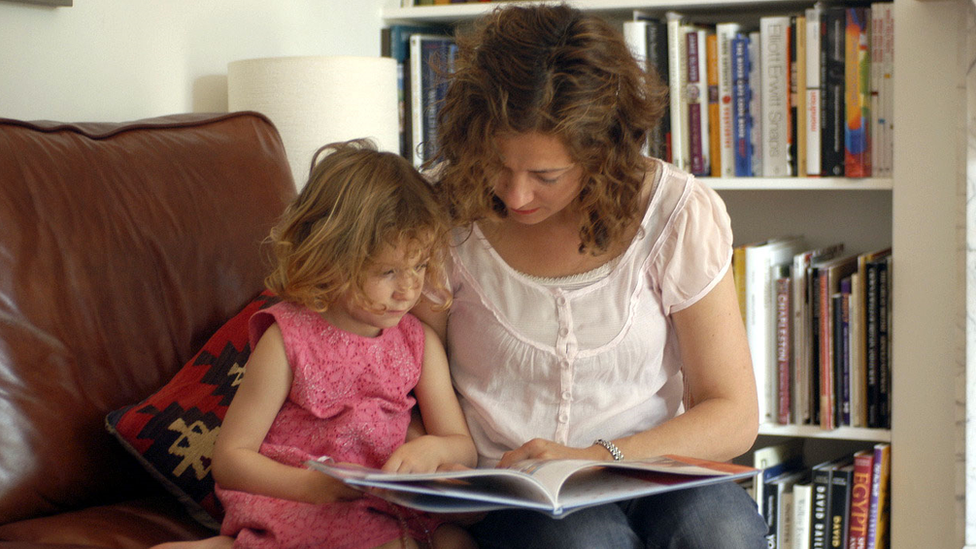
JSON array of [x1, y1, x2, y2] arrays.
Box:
[[432, 3, 668, 254], [265, 139, 451, 313]]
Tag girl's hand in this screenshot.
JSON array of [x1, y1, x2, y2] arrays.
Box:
[[381, 434, 468, 474], [497, 438, 608, 468], [301, 466, 363, 505]]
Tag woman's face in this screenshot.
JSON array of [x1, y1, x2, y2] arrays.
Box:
[[492, 132, 584, 226]]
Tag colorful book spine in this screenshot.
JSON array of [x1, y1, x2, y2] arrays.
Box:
[[848, 450, 875, 549], [866, 443, 891, 549], [760, 16, 792, 177], [686, 28, 707, 176], [775, 267, 792, 424], [821, 7, 846, 176], [795, 15, 808, 179], [706, 32, 721, 177], [787, 16, 799, 177], [844, 7, 872, 177], [749, 30, 763, 177], [716, 23, 741, 177], [732, 33, 753, 177]]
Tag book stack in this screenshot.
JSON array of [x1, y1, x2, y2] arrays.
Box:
[[733, 240, 892, 431], [751, 442, 891, 549], [622, 3, 894, 178]]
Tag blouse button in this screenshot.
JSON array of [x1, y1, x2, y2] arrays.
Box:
[[556, 295, 566, 306], [558, 327, 569, 337], [560, 359, 570, 369], [561, 390, 572, 401], [558, 413, 569, 423]]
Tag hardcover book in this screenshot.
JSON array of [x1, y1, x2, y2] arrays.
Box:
[[821, 7, 846, 176], [307, 454, 757, 518], [844, 7, 872, 178], [794, 15, 808, 179], [805, 6, 822, 176], [731, 33, 753, 177], [760, 16, 792, 176], [706, 32, 721, 177], [716, 23, 742, 177], [866, 443, 891, 549], [686, 27, 710, 176], [848, 450, 875, 549], [828, 461, 855, 549]]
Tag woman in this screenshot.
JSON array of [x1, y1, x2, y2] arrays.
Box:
[[411, 4, 767, 548]]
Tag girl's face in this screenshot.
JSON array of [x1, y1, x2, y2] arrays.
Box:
[[324, 243, 428, 338], [492, 131, 584, 226]]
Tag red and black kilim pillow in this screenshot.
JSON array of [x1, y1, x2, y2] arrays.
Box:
[[105, 290, 279, 530]]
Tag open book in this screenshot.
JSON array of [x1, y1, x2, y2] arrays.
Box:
[[306, 454, 758, 518]]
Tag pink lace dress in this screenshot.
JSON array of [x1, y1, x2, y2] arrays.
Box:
[[216, 301, 441, 548]]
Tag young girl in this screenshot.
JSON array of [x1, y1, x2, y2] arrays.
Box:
[[162, 139, 478, 549]]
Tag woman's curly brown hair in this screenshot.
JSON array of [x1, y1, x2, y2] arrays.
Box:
[[433, 3, 668, 254], [265, 139, 451, 313]]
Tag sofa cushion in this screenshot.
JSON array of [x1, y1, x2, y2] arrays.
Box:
[[0, 113, 295, 525], [105, 290, 279, 530]]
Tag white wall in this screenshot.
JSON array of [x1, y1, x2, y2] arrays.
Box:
[[0, 0, 388, 122]]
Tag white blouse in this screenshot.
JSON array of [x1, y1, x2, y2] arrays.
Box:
[[445, 159, 733, 466]]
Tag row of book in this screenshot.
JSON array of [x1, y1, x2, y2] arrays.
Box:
[[381, 25, 456, 167], [734, 238, 892, 430], [401, 0, 491, 6], [752, 440, 891, 549], [623, 3, 894, 179]]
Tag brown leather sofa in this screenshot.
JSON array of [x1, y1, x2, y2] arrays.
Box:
[[0, 112, 296, 548]]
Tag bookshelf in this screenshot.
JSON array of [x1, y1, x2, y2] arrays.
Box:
[[381, 1, 962, 548]]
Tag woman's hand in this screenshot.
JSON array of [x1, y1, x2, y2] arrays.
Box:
[[497, 438, 608, 468]]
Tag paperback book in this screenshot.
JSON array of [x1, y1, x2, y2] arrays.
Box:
[[307, 454, 757, 518]]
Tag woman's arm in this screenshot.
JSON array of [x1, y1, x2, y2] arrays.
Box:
[[498, 269, 758, 466], [383, 322, 477, 473], [614, 267, 759, 461], [212, 324, 361, 504]]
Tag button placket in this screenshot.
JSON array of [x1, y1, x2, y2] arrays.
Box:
[[552, 289, 577, 444]]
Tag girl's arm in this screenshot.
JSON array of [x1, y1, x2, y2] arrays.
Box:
[[382, 322, 477, 473], [498, 269, 758, 466], [212, 324, 361, 504]]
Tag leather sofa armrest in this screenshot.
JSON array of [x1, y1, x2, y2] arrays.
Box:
[[0, 497, 213, 549]]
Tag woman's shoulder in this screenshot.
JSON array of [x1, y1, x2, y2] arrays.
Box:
[[641, 158, 725, 228]]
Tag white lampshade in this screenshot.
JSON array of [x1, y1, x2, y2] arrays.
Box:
[[228, 56, 399, 190]]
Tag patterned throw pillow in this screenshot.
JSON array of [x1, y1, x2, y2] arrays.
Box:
[[105, 290, 279, 530]]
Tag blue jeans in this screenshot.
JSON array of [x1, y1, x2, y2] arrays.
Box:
[[468, 481, 767, 549]]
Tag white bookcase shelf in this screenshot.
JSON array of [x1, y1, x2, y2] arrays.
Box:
[[703, 177, 893, 191], [382, 1, 962, 547], [759, 424, 891, 443]]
